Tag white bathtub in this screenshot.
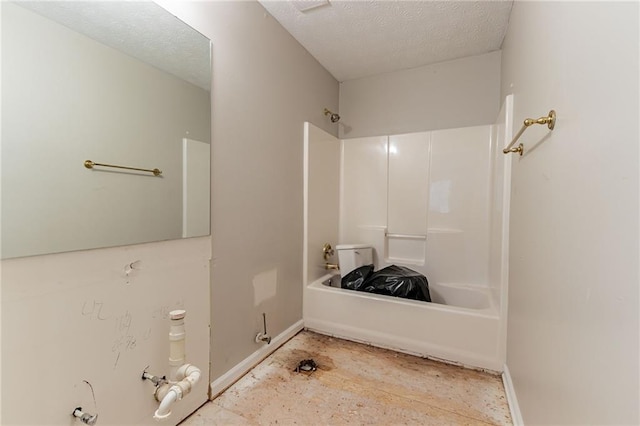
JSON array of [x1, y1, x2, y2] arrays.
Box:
[[303, 272, 503, 371]]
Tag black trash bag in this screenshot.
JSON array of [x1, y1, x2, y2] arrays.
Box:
[[341, 264, 375, 291], [344, 264, 431, 302]]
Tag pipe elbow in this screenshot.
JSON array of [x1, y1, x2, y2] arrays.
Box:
[[154, 382, 171, 402], [175, 364, 201, 396], [177, 364, 201, 385], [152, 365, 201, 421], [153, 386, 181, 421], [185, 365, 201, 384]]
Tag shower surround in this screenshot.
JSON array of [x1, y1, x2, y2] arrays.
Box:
[[303, 96, 513, 371]]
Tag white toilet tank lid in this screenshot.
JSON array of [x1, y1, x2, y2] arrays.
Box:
[[336, 243, 372, 250]]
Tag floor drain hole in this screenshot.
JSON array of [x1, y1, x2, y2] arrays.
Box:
[[294, 359, 317, 373]]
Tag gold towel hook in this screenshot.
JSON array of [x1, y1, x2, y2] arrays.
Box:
[[503, 110, 556, 156]]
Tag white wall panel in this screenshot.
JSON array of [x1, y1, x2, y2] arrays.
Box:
[[387, 132, 430, 236], [339, 136, 388, 244], [428, 126, 492, 232], [426, 126, 492, 286], [341, 125, 493, 288]]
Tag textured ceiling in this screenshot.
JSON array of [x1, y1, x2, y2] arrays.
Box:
[[16, 1, 211, 91], [259, 0, 513, 82]]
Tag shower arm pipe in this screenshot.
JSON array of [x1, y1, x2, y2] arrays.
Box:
[[503, 110, 556, 156], [323, 108, 340, 123]]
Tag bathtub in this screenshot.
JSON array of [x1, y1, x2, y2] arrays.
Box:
[[303, 272, 503, 371]]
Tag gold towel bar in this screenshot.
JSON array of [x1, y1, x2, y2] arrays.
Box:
[[503, 110, 556, 156], [84, 160, 162, 176]]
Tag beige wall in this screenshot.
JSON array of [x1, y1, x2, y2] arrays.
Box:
[[501, 2, 639, 424], [157, 1, 339, 380], [338, 51, 501, 139], [1, 237, 211, 425]]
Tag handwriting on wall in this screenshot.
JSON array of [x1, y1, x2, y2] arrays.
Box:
[[80, 299, 184, 369]]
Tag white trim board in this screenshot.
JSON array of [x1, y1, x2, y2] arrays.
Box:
[[502, 364, 524, 426], [209, 320, 304, 398]]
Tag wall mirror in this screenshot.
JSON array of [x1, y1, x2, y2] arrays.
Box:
[[1, 1, 211, 259]]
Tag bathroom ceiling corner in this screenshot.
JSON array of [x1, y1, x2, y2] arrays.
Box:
[[258, 0, 513, 82]]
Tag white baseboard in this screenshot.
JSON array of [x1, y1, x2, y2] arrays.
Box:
[[502, 364, 524, 426], [209, 319, 304, 398]]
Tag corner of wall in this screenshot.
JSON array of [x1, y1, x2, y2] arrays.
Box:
[[210, 320, 304, 398], [338, 51, 502, 138], [502, 364, 524, 426]]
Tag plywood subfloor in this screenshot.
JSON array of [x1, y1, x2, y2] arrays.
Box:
[[181, 331, 512, 425]]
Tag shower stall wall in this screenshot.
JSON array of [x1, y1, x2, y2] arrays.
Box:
[[303, 95, 513, 371], [339, 126, 493, 290]]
